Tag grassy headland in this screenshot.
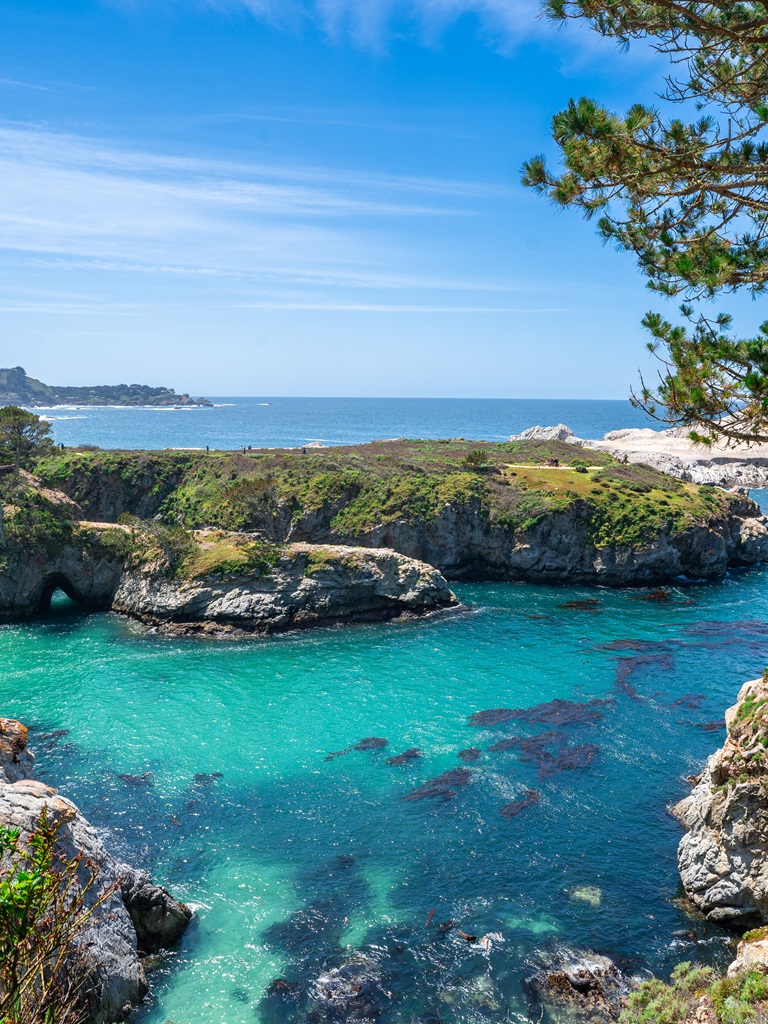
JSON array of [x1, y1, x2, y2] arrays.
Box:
[[36, 438, 735, 552]]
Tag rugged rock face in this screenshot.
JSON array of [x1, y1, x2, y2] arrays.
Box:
[[0, 719, 192, 1023], [113, 542, 457, 634], [674, 676, 768, 926], [0, 528, 126, 621], [30, 452, 768, 586], [523, 947, 631, 1023], [294, 496, 768, 585]]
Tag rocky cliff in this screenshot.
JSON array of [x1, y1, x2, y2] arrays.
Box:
[[0, 718, 192, 1022], [674, 675, 768, 926], [36, 442, 768, 586], [112, 540, 457, 635], [0, 476, 457, 630]]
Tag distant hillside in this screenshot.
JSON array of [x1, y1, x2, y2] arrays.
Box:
[[0, 367, 212, 407]]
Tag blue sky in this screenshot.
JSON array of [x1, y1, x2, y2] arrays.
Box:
[[0, 0, 755, 397]]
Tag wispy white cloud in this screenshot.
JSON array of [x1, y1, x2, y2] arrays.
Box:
[[110, 0, 547, 47], [0, 77, 49, 92], [237, 302, 571, 311], [0, 121, 526, 303]]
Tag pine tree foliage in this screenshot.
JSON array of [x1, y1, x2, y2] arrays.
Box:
[[524, 3, 768, 443]]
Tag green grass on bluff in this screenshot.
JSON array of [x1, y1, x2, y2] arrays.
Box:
[[36, 438, 734, 551]]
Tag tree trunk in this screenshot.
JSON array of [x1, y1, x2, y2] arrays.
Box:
[[0, 503, 7, 550]]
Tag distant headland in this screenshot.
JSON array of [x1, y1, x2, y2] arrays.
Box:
[[0, 366, 213, 407]]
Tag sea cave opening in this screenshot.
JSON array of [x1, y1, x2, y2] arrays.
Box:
[[39, 575, 87, 616]]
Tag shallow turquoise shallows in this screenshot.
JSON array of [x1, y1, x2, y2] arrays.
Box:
[[4, 556, 768, 1022]]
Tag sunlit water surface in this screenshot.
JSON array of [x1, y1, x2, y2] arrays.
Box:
[[5, 551, 768, 1021]]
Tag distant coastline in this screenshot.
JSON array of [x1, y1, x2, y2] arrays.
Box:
[[0, 365, 212, 408]]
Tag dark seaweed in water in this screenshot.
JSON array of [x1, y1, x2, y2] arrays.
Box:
[[117, 771, 154, 788], [559, 600, 602, 612], [690, 720, 725, 732], [488, 731, 566, 758], [357, 737, 388, 751], [193, 771, 223, 786], [456, 747, 481, 762], [324, 737, 389, 761], [469, 699, 608, 728], [684, 620, 768, 639], [614, 653, 674, 699], [629, 589, 672, 603], [538, 744, 600, 779], [486, 731, 599, 779], [500, 790, 540, 819], [402, 768, 472, 802], [673, 693, 705, 710], [595, 639, 674, 652], [386, 748, 421, 766]]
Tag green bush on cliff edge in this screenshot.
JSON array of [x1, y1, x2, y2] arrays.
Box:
[[621, 962, 768, 1024]]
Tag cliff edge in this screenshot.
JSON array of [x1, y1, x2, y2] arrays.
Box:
[[0, 718, 192, 1022], [674, 675, 768, 926]]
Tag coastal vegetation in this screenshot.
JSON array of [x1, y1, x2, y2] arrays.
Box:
[[0, 408, 53, 471], [0, 810, 110, 1024], [34, 439, 737, 553], [525, 3, 768, 445], [621, 960, 768, 1024]]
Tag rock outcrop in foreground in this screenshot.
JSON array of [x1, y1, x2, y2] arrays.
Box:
[[112, 541, 457, 635], [674, 675, 768, 926], [0, 718, 192, 1022]]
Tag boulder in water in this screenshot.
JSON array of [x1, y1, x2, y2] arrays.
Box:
[[523, 947, 630, 1023]]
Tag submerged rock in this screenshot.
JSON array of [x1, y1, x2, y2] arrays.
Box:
[[674, 675, 768, 925], [0, 719, 192, 1023], [570, 885, 602, 908], [309, 954, 391, 1020], [538, 743, 600, 780], [559, 599, 602, 612], [523, 947, 630, 1024], [117, 771, 154, 788], [486, 729, 599, 779]]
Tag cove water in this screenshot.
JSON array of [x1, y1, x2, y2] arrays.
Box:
[[5, 400, 765, 1022], [5, 567, 768, 1023], [38, 397, 656, 451]]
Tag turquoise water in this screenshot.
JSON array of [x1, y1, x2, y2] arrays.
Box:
[[38, 397, 656, 451], [4, 567, 768, 1022]]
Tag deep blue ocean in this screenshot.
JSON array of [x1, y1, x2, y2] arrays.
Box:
[[37, 396, 656, 450], [7, 399, 764, 1023]]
